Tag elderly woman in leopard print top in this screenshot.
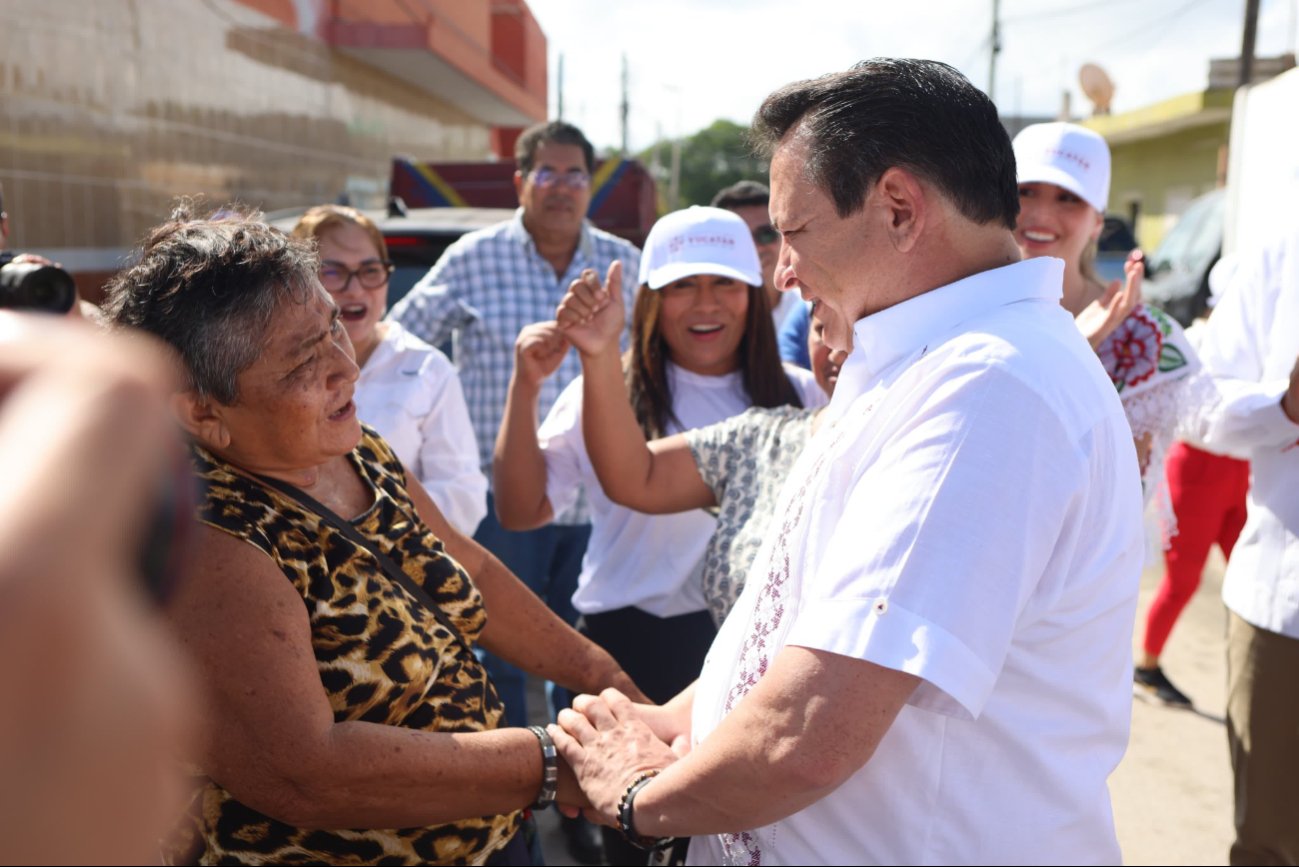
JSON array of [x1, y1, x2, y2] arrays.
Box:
[[105, 205, 644, 866]]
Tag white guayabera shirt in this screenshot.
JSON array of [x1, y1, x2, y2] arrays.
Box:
[[690, 258, 1145, 866], [1192, 229, 1299, 639]]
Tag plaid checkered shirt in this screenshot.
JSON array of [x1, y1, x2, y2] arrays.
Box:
[[388, 210, 640, 525]]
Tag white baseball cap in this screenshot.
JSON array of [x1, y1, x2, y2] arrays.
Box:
[[638, 206, 762, 290], [1012, 122, 1112, 213]]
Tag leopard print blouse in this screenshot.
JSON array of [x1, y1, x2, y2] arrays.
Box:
[[170, 426, 520, 865]]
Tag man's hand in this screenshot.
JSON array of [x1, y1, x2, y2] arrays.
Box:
[[548, 689, 678, 825], [7, 252, 58, 268], [1077, 249, 1143, 350], [513, 321, 569, 389], [555, 261, 625, 359]]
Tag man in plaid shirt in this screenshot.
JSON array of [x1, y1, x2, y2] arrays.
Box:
[[388, 120, 640, 731]]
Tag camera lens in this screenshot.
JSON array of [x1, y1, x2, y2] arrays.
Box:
[[0, 262, 77, 313]]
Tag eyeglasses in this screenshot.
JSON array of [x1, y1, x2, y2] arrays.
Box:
[[751, 224, 780, 246], [319, 261, 393, 292], [529, 168, 591, 190]]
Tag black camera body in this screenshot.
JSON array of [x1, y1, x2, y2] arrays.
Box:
[[0, 252, 77, 313]]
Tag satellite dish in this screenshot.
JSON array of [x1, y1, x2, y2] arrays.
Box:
[[1079, 63, 1115, 115]]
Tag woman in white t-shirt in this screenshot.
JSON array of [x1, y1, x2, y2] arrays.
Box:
[[557, 297, 842, 627], [292, 206, 487, 535], [494, 209, 817, 863]]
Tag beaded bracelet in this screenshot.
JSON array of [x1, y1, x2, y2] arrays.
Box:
[[616, 769, 674, 851], [527, 726, 558, 810]]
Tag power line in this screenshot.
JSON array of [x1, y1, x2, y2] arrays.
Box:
[[1082, 0, 1216, 56], [1002, 0, 1137, 25]]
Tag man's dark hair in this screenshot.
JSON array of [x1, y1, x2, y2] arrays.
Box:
[[752, 58, 1019, 230], [710, 180, 770, 211], [515, 120, 596, 175]]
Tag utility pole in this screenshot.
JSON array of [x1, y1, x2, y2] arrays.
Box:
[[1240, 0, 1260, 86], [557, 53, 565, 120], [620, 53, 630, 155], [988, 0, 1002, 105]]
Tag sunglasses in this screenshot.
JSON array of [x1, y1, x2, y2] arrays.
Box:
[[529, 168, 592, 190], [752, 224, 780, 246]]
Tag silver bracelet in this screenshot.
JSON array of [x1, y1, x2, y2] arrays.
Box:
[[527, 726, 558, 810]]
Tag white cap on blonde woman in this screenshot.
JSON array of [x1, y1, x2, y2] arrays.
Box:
[[638, 206, 762, 289], [1012, 122, 1112, 213]]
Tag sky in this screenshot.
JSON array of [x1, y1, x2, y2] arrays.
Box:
[[526, 0, 1297, 152]]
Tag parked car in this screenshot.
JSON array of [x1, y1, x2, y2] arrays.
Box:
[[1142, 189, 1225, 327], [268, 203, 515, 312]]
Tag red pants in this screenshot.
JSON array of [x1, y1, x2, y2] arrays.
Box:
[[1142, 442, 1251, 658]]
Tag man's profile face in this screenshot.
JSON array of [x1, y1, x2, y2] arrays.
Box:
[[728, 204, 778, 294], [769, 136, 878, 353], [515, 141, 592, 241]]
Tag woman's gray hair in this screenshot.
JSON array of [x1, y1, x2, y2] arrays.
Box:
[[104, 203, 318, 405]]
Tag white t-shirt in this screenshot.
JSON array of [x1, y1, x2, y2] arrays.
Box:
[[689, 258, 1145, 866], [539, 362, 821, 618], [354, 322, 488, 535]]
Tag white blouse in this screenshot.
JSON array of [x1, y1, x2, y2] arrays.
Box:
[[354, 322, 487, 535]]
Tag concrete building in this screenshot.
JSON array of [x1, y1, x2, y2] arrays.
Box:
[[0, 0, 548, 292]]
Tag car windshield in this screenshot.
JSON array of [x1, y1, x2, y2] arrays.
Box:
[[1147, 190, 1225, 276]]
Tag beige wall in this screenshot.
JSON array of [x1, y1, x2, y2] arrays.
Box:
[[0, 0, 496, 260]]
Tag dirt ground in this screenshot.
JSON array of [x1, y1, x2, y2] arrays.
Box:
[[1112, 550, 1235, 866]]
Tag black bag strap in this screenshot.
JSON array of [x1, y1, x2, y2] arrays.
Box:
[[253, 472, 476, 658]]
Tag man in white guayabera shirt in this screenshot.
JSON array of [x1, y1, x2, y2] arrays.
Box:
[[1189, 226, 1299, 865], [548, 58, 1146, 865]]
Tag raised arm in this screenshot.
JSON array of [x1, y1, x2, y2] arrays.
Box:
[[491, 322, 568, 530], [1076, 249, 1143, 350], [557, 263, 716, 514]]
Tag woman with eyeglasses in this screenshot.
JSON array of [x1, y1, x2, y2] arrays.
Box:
[[293, 205, 487, 535]]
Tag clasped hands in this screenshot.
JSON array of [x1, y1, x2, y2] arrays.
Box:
[[548, 688, 688, 827]]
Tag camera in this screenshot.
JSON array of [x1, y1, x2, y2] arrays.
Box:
[[0, 255, 77, 313]]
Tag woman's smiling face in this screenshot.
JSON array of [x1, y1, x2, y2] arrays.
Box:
[[655, 273, 750, 376], [1014, 181, 1103, 272]]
